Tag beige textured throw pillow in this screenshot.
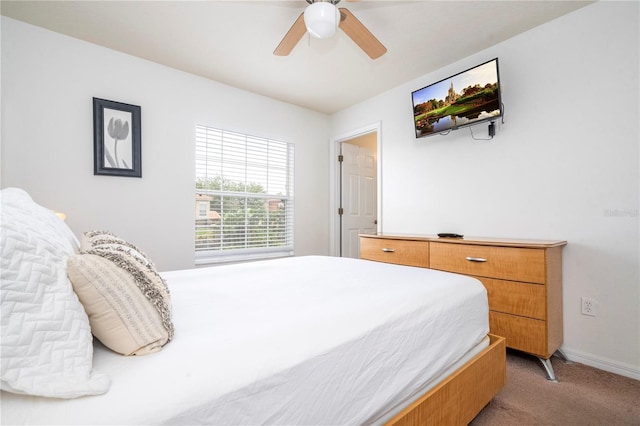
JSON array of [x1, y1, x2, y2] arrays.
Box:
[[68, 254, 169, 356], [81, 230, 154, 268], [82, 231, 173, 339], [67, 230, 174, 356]]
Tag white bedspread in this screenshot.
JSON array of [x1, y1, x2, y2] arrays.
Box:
[[1, 256, 489, 425]]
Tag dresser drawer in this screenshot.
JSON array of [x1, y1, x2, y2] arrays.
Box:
[[489, 311, 549, 357], [360, 237, 429, 268], [430, 242, 546, 284], [479, 277, 546, 320]]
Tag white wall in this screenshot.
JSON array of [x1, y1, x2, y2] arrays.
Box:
[[331, 1, 639, 378], [1, 17, 331, 271]]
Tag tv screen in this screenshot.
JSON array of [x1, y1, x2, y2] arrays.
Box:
[[412, 58, 502, 138]]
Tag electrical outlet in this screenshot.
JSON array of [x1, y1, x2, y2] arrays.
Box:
[[581, 297, 597, 316]]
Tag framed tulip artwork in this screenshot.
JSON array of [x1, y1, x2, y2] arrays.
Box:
[[93, 98, 142, 177]]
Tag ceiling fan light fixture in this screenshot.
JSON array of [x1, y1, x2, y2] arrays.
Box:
[[304, 2, 340, 39]]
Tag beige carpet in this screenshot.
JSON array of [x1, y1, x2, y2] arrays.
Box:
[[470, 350, 640, 426]]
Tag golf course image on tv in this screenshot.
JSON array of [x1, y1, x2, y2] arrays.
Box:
[[412, 58, 502, 138]]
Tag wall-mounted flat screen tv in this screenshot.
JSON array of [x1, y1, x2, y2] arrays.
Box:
[[412, 58, 502, 138]]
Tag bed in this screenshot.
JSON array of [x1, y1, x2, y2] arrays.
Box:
[[1, 188, 505, 425]]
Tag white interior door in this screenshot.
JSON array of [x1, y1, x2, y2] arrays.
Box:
[[341, 142, 377, 258]]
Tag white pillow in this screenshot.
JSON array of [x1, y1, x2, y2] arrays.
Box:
[[0, 188, 110, 398]]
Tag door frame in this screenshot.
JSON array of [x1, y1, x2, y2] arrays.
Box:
[[329, 121, 382, 257]]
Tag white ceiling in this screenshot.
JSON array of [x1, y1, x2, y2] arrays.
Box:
[[1, 0, 592, 114]]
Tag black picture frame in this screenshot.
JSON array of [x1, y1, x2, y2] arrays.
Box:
[[93, 97, 141, 177]]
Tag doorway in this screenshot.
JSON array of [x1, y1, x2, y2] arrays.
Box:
[[329, 122, 381, 258]]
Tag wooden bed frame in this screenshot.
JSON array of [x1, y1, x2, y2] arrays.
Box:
[[386, 334, 506, 426]]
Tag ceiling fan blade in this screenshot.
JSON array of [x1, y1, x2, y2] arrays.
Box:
[[338, 8, 387, 59], [274, 12, 307, 56]]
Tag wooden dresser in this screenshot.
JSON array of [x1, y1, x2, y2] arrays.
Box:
[[360, 234, 567, 380]]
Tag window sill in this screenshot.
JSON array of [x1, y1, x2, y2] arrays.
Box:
[[195, 250, 294, 266]]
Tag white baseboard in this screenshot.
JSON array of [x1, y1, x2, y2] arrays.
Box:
[[560, 346, 640, 380]]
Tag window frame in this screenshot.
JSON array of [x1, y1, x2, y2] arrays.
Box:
[[195, 125, 294, 265]]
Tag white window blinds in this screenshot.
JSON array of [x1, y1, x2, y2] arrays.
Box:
[[195, 125, 294, 264]]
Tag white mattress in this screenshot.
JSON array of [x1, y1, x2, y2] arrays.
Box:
[[1, 255, 489, 425]]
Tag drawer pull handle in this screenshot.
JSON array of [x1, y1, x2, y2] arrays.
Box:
[[382, 248, 396, 253], [465, 256, 487, 263]]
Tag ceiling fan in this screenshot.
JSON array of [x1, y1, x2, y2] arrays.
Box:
[[274, 0, 387, 60]]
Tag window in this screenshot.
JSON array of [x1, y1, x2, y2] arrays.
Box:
[[196, 200, 209, 219], [195, 125, 294, 264]]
